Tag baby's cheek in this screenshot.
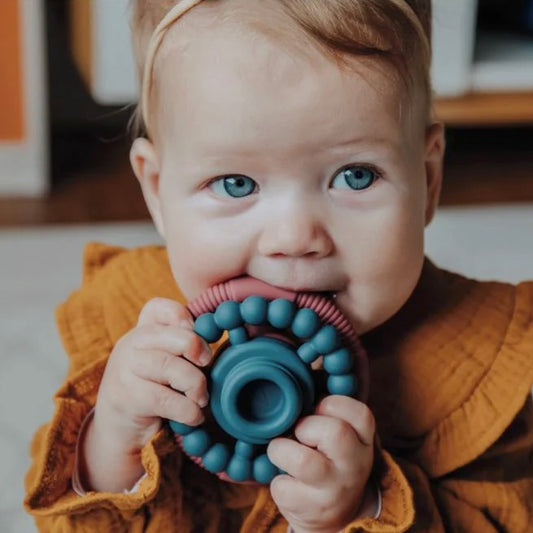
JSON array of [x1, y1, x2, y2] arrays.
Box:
[[163, 238, 203, 296], [341, 242, 424, 332], [167, 242, 242, 300]]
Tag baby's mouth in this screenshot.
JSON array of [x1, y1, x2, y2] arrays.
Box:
[[245, 276, 340, 299]]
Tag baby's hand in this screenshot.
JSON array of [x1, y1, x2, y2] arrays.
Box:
[[267, 396, 376, 533], [81, 298, 212, 492]]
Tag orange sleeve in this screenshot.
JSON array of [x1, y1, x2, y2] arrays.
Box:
[[23, 278, 190, 530], [22, 245, 192, 531]]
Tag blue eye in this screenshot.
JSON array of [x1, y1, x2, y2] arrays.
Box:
[[210, 175, 258, 198], [331, 166, 377, 191]]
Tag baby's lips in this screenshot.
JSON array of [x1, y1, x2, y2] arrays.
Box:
[[224, 276, 299, 303], [231, 275, 339, 299]]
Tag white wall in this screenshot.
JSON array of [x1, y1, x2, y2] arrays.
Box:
[[92, 0, 138, 104]]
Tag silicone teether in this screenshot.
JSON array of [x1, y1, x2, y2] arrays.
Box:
[[168, 278, 368, 484]]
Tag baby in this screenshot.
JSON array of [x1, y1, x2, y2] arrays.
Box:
[[25, 1, 533, 532]]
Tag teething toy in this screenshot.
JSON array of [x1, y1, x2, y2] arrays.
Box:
[[168, 277, 368, 484]]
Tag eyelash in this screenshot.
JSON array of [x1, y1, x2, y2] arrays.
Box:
[[331, 163, 383, 186], [207, 174, 258, 198]]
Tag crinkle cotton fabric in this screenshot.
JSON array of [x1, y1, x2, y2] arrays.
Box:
[[24, 243, 533, 532]]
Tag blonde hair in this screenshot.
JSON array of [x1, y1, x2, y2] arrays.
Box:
[[129, 0, 432, 138]]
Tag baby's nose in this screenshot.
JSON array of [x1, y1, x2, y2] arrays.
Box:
[[257, 206, 333, 258]]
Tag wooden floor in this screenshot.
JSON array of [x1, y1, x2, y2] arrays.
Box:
[[1, 126, 532, 227]]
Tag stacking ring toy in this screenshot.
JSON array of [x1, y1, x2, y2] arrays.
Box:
[[168, 277, 368, 484]]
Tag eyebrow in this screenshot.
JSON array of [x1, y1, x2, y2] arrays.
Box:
[[312, 141, 399, 163], [176, 133, 399, 172], [325, 136, 397, 151], [193, 136, 396, 159]]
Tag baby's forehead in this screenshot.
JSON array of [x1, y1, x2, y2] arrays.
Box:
[[154, 0, 321, 74], [155, 6, 400, 94], [150, 0, 422, 144]]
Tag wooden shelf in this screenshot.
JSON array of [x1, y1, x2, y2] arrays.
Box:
[[434, 91, 533, 127]]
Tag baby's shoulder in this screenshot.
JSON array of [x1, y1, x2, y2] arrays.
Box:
[[418, 262, 533, 345], [437, 268, 533, 347], [56, 242, 181, 362], [409, 267, 533, 475], [80, 241, 169, 284]]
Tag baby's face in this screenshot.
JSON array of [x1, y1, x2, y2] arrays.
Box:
[[133, 17, 443, 334]]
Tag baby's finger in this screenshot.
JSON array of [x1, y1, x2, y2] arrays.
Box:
[[132, 348, 209, 407], [132, 324, 212, 367], [267, 437, 331, 486], [315, 395, 375, 447], [135, 379, 205, 426], [150, 384, 205, 426], [270, 474, 317, 516], [293, 414, 366, 467], [137, 297, 194, 328]]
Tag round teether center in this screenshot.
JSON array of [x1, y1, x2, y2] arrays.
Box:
[[211, 338, 310, 444], [227, 368, 299, 430], [240, 380, 280, 420]]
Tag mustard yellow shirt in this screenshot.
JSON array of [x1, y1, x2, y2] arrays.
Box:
[[24, 243, 533, 532]]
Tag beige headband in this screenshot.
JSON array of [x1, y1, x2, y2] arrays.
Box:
[[140, 0, 429, 136], [141, 0, 205, 135]]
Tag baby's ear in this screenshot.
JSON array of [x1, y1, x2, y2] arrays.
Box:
[[424, 122, 446, 226], [130, 138, 165, 238]]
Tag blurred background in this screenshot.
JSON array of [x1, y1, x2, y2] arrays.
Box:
[[1, 0, 532, 531]]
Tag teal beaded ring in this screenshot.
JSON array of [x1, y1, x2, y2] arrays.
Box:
[[169, 295, 358, 484]]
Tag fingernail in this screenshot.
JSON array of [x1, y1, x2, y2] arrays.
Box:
[[199, 352, 211, 366], [199, 393, 209, 408]]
